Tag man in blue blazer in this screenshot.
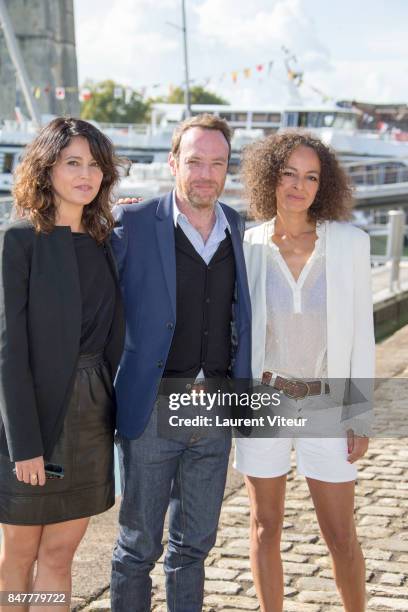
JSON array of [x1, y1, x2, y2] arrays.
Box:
[[110, 114, 252, 612]]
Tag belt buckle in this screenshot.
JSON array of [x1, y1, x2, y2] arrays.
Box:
[[190, 382, 206, 394], [283, 379, 309, 400]]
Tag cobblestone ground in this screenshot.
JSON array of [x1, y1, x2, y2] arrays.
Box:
[[83, 435, 408, 612], [81, 338, 408, 612]]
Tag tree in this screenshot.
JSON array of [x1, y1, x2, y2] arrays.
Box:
[[151, 86, 229, 105], [80, 80, 150, 123]]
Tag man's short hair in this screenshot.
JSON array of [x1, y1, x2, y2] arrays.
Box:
[[171, 113, 232, 160]]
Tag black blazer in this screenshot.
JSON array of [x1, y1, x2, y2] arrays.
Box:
[[0, 220, 125, 462]]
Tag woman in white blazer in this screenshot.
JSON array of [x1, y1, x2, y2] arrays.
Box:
[[234, 131, 375, 612]]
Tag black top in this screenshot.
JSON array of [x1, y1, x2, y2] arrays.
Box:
[[163, 225, 236, 379], [72, 233, 116, 354]]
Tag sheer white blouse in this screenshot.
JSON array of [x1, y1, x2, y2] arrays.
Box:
[[264, 220, 327, 380]]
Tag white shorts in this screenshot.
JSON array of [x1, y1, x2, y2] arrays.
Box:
[[234, 436, 357, 483]]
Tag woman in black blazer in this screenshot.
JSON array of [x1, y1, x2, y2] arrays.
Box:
[[0, 118, 125, 604]]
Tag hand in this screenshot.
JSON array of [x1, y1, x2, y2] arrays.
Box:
[[14, 456, 46, 486], [347, 429, 369, 463], [116, 197, 143, 206]]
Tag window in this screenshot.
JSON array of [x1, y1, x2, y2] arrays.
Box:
[[348, 165, 366, 185], [383, 163, 404, 184], [3, 153, 14, 174], [253, 113, 268, 122], [322, 114, 335, 128], [267, 113, 281, 123]]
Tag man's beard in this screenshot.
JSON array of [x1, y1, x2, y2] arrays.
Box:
[[185, 184, 222, 209]]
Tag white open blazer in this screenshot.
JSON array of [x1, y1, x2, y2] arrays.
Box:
[[244, 220, 376, 426]]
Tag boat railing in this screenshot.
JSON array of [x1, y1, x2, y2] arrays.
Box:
[[0, 119, 39, 144], [355, 210, 408, 294], [97, 122, 152, 135], [354, 128, 408, 142], [347, 165, 408, 187]]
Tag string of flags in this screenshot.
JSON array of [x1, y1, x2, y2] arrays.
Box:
[[30, 60, 277, 102], [30, 56, 332, 104], [32, 84, 139, 102]]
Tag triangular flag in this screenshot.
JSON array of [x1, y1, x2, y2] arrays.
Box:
[[55, 87, 65, 100], [79, 88, 92, 102]]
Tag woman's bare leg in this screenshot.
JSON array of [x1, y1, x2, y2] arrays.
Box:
[[0, 524, 42, 612], [245, 475, 287, 612], [307, 478, 365, 612], [31, 517, 90, 612]]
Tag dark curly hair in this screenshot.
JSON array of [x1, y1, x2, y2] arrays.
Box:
[[13, 117, 123, 242], [241, 130, 353, 222]]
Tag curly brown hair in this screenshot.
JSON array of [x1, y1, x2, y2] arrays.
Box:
[[241, 130, 353, 222], [13, 117, 123, 242]]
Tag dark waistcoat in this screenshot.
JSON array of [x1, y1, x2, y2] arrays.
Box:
[[163, 225, 236, 379]]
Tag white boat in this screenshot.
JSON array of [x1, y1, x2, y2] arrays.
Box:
[[2, 103, 408, 195]]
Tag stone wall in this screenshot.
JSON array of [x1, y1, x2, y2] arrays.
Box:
[[0, 0, 79, 119]]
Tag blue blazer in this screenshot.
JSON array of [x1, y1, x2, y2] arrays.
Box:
[[111, 191, 252, 438]]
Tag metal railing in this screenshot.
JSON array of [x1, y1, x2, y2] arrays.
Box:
[[355, 210, 408, 294], [347, 164, 408, 187], [0, 196, 12, 225]]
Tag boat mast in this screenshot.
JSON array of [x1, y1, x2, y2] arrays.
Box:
[[181, 0, 191, 117], [0, 0, 41, 126], [166, 1, 192, 118]]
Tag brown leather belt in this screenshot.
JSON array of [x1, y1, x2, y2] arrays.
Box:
[[262, 371, 330, 400]]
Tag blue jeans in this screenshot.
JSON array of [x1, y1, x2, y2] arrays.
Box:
[[110, 402, 231, 612]]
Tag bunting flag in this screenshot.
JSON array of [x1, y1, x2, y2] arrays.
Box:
[[309, 85, 333, 103], [27, 51, 336, 104], [28, 58, 279, 101], [79, 88, 92, 102], [55, 87, 65, 100], [288, 69, 303, 87]]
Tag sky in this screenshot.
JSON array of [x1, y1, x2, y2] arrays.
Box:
[[73, 0, 408, 107]]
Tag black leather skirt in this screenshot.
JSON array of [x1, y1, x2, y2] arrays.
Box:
[[0, 352, 115, 525]]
